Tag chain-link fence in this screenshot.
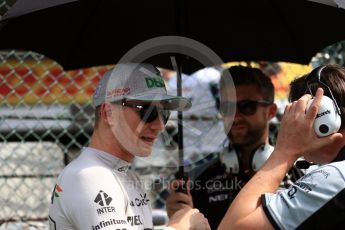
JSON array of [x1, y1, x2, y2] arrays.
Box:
[[0, 0, 16, 21], [0, 51, 111, 228], [1, 44, 345, 229]]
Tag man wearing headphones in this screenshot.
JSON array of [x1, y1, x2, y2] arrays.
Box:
[[167, 66, 303, 229], [218, 65, 345, 229]]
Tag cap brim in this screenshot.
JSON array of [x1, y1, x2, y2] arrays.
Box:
[[126, 94, 192, 111]]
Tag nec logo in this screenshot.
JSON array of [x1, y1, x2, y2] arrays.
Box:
[[209, 194, 228, 203], [316, 110, 330, 118], [94, 190, 112, 206]]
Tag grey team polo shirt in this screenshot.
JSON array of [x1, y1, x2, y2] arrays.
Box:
[[262, 161, 345, 230]]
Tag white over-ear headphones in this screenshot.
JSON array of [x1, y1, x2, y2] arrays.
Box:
[[307, 96, 341, 136], [221, 143, 274, 174], [305, 66, 341, 137]]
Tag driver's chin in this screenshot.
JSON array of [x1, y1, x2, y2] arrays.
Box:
[[135, 145, 152, 157]]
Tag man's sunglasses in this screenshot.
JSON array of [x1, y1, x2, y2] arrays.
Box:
[[113, 99, 171, 124], [220, 100, 272, 116]]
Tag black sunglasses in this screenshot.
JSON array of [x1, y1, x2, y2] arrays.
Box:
[[220, 100, 272, 116], [113, 99, 171, 124]]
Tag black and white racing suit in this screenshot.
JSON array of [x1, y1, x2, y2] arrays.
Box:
[[49, 147, 153, 230]]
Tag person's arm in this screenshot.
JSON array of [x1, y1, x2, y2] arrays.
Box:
[[219, 147, 296, 229], [218, 88, 343, 229]]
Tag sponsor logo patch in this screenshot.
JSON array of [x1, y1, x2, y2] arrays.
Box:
[[209, 193, 229, 203], [94, 190, 112, 206], [50, 184, 63, 204], [91, 218, 127, 230], [127, 215, 143, 226], [94, 190, 116, 215], [288, 186, 298, 199], [106, 87, 130, 97], [316, 110, 331, 118], [129, 193, 150, 207], [145, 77, 164, 88]]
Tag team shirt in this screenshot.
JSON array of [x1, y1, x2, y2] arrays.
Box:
[[188, 147, 303, 230], [49, 147, 153, 230], [262, 160, 345, 230]]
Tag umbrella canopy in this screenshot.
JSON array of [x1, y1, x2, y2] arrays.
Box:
[[0, 0, 77, 21], [1, 0, 345, 73]]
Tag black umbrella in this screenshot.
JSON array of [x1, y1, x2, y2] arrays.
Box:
[[1, 0, 345, 73]]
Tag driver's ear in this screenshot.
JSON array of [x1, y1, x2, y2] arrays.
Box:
[[100, 102, 114, 125]]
